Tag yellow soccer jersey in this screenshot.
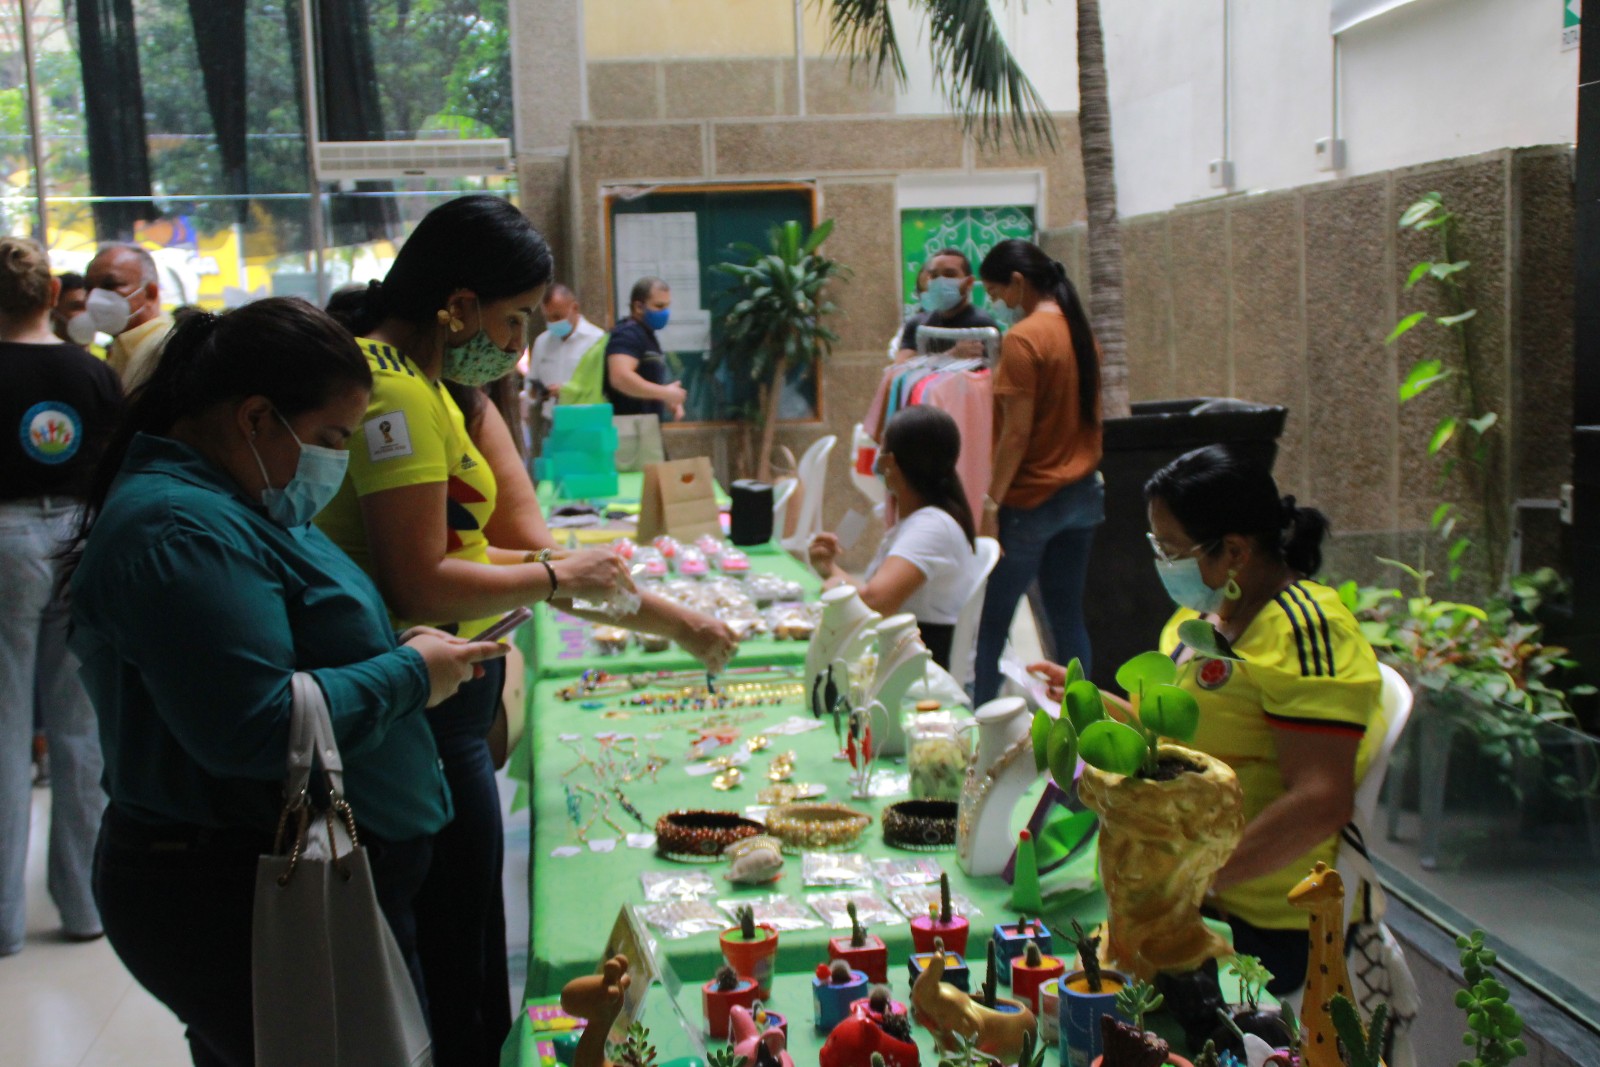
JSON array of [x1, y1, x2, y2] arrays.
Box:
[[316, 338, 500, 638], [1158, 579, 1385, 930]]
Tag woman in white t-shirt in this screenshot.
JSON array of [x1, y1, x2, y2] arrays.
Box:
[[809, 405, 977, 668]]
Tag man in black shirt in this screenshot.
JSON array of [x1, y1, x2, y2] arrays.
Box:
[[605, 276, 687, 420], [894, 247, 997, 360]]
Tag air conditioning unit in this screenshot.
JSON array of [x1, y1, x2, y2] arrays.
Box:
[[312, 139, 514, 181]]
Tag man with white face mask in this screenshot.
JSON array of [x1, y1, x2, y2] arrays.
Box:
[[893, 247, 996, 361], [83, 243, 173, 389]]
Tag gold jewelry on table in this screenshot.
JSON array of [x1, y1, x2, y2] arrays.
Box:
[[711, 768, 743, 791], [766, 751, 796, 782], [757, 781, 817, 805], [747, 734, 770, 753], [764, 802, 871, 853]]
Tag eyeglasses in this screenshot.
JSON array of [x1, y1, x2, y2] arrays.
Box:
[[1146, 531, 1217, 564]]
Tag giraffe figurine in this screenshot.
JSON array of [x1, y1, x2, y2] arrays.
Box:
[[1288, 861, 1356, 1067]]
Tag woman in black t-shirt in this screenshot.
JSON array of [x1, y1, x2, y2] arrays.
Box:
[[604, 275, 686, 420], [0, 235, 122, 958]]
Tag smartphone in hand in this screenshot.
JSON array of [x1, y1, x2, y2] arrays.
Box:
[[470, 606, 534, 643]]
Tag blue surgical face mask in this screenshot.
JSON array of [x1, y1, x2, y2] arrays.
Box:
[[644, 307, 670, 331], [989, 297, 1022, 328], [547, 318, 574, 340], [1155, 555, 1226, 614], [247, 411, 350, 528], [920, 276, 963, 314]]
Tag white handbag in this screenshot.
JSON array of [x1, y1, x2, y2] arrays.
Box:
[[253, 673, 433, 1067]]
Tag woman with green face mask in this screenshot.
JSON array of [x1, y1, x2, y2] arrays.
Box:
[[318, 195, 634, 1067]]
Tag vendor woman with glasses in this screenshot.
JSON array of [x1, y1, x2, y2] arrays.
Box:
[[1029, 444, 1384, 995]]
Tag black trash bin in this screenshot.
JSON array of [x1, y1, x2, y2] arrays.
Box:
[[1075, 398, 1288, 689]]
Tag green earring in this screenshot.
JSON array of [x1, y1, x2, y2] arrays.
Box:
[[1224, 570, 1242, 600]]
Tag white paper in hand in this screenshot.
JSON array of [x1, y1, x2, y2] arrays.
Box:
[[836, 509, 869, 552]]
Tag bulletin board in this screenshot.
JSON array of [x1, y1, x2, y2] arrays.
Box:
[[605, 183, 820, 424], [899, 204, 1037, 314]]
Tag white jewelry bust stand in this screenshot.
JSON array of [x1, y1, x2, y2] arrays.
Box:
[[863, 613, 929, 758], [805, 587, 881, 695], [956, 696, 1038, 877]]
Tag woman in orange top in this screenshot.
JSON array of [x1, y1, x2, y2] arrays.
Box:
[[972, 239, 1104, 704]]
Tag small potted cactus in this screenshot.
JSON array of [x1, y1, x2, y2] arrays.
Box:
[[907, 934, 970, 992], [829, 900, 889, 984], [992, 914, 1053, 982], [1091, 980, 1194, 1067], [1061, 920, 1130, 1067], [703, 963, 760, 1041], [974, 937, 1032, 1020], [813, 959, 870, 1033], [909, 872, 970, 956], [850, 983, 908, 1024], [721, 904, 780, 999], [1010, 940, 1067, 1014]]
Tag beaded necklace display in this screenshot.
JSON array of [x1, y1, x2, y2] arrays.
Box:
[[955, 730, 1036, 848]]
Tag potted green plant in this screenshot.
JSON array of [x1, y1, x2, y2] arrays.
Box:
[[1010, 940, 1066, 1015], [712, 218, 847, 482], [1328, 996, 1389, 1067], [1090, 980, 1193, 1067], [911, 872, 971, 956], [721, 904, 780, 999], [830, 900, 889, 984], [1033, 652, 1245, 981], [1204, 954, 1292, 1056], [1060, 920, 1129, 1067], [974, 937, 1031, 1018], [814, 959, 870, 1034], [703, 964, 761, 1041]]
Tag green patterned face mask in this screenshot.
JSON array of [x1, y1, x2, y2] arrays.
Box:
[[443, 301, 521, 386]]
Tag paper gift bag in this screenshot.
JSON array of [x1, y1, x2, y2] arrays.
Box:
[[638, 457, 722, 542]]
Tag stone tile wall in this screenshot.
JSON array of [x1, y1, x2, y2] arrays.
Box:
[[1042, 146, 1576, 587]]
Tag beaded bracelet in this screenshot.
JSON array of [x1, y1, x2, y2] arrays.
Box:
[[653, 810, 766, 863], [880, 799, 959, 852], [764, 802, 872, 854]]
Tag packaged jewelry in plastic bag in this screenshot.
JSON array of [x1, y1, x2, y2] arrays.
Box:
[[715, 894, 824, 932], [808, 890, 904, 930], [801, 851, 874, 888], [870, 857, 944, 888], [640, 870, 717, 902], [635, 900, 728, 940], [888, 885, 983, 921]]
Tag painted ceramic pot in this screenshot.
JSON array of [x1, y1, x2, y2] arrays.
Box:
[[829, 933, 889, 984], [910, 914, 970, 956], [813, 966, 870, 1033], [720, 924, 780, 999], [702, 975, 760, 1041], [1059, 969, 1128, 1067]]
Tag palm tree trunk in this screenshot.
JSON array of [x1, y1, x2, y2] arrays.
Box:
[[756, 356, 787, 483], [1076, 0, 1131, 419]]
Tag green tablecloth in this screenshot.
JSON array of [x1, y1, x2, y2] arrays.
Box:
[[528, 547, 821, 681], [520, 679, 1104, 1002]]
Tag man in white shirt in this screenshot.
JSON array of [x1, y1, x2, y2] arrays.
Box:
[[525, 283, 604, 443]]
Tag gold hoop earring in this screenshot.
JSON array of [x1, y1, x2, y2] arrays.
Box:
[[1224, 570, 1242, 601]]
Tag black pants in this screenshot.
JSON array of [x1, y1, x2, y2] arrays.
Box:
[[94, 804, 432, 1067], [417, 657, 511, 1067], [918, 621, 955, 671]]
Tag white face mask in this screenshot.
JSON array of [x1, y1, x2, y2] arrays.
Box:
[[86, 287, 133, 336], [65, 312, 97, 346]]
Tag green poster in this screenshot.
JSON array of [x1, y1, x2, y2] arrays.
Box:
[[900, 205, 1037, 312]]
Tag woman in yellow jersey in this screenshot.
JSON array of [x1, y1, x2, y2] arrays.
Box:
[[317, 195, 632, 1066], [1033, 444, 1382, 995]]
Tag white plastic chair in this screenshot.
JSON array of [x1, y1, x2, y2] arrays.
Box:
[[1357, 663, 1415, 827], [780, 434, 837, 558], [770, 477, 797, 543], [946, 536, 1001, 688], [849, 423, 886, 509]]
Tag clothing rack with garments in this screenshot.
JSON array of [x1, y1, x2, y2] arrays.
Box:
[[860, 342, 996, 524]]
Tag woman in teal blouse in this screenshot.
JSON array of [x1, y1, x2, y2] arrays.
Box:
[[67, 298, 503, 1067]]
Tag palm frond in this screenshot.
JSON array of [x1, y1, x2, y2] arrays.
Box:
[[925, 0, 1057, 150], [816, 0, 907, 87]]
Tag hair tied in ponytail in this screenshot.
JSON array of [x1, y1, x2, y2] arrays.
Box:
[[1280, 494, 1298, 527], [1051, 259, 1068, 280]]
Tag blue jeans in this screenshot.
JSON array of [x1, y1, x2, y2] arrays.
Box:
[[973, 475, 1105, 706], [0, 498, 105, 955]]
